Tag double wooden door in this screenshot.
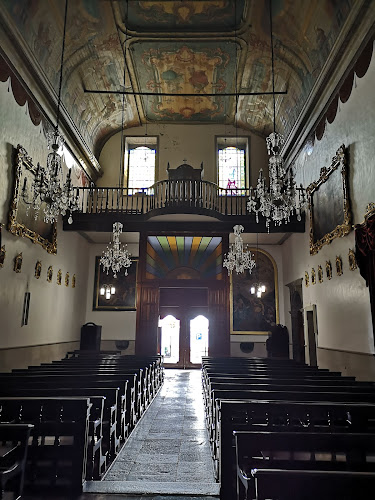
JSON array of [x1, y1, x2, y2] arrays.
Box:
[[159, 288, 208, 368]]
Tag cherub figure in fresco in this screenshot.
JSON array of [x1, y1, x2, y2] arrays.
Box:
[[34, 22, 52, 64]]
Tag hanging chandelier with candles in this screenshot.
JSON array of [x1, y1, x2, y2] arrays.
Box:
[[100, 222, 132, 278], [223, 225, 256, 275], [247, 0, 307, 231], [21, 0, 79, 225]]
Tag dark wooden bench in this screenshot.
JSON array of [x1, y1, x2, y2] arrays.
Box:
[[217, 399, 375, 499], [0, 397, 91, 495], [234, 430, 375, 500], [0, 423, 34, 500]]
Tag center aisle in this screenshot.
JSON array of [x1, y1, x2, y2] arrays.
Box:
[[85, 369, 220, 496]]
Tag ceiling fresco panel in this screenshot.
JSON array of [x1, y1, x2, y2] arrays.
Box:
[[131, 40, 238, 122], [121, 0, 246, 33]]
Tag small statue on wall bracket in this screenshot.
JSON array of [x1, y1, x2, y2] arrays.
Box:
[[14, 253, 23, 273], [35, 261, 42, 279]]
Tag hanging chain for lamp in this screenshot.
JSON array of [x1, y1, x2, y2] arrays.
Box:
[[223, 225, 256, 275], [251, 233, 266, 298], [247, 0, 307, 231], [21, 0, 79, 224]]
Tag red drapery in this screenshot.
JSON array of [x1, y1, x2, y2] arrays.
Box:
[[355, 209, 375, 344]]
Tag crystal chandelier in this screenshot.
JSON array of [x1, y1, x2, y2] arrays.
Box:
[[100, 284, 116, 300], [100, 222, 132, 278], [21, 0, 79, 225], [247, 0, 307, 231], [223, 225, 256, 275]]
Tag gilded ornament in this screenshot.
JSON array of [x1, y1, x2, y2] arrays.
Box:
[[0, 246, 5, 268], [72, 274, 76, 288], [311, 268, 316, 285], [57, 269, 62, 285], [35, 261, 42, 279], [348, 248, 358, 271], [326, 261, 332, 280], [47, 266, 53, 282], [14, 252, 23, 273], [318, 265, 323, 283], [336, 256, 343, 276], [65, 272, 69, 287], [304, 271, 309, 287]]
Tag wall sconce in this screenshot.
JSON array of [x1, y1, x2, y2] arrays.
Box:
[[100, 284, 116, 300]]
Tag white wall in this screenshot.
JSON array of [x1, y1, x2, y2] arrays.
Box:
[[0, 79, 89, 350], [282, 45, 375, 356], [99, 123, 268, 187]]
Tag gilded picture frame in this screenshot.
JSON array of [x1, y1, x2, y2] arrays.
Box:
[[65, 272, 69, 286], [57, 269, 62, 285], [307, 145, 351, 255], [72, 274, 76, 288], [230, 248, 279, 335], [304, 271, 309, 287], [93, 256, 138, 311], [8, 145, 57, 255], [47, 266, 53, 282]]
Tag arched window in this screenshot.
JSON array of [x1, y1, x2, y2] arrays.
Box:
[[124, 136, 157, 191]]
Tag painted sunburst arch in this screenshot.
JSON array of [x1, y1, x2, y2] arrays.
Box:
[[146, 236, 223, 280]]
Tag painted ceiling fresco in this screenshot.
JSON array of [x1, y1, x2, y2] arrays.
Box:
[[0, 0, 360, 159], [121, 0, 246, 32], [131, 41, 237, 122], [146, 236, 223, 280]]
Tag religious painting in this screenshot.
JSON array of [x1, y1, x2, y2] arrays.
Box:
[[336, 256, 343, 276], [146, 236, 222, 280], [8, 145, 57, 254], [304, 271, 309, 287], [307, 145, 351, 255], [131, 41, 237, 123], [318, 265, 323, 283], [47, 266, 53, 283], [93, 256, 138, 311], [0, 246, 5, 268], [231, 249, 279, 335], [326, 261, 332, 280], [311, 268, 316, 285]]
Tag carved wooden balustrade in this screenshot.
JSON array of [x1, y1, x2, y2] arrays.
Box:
[[74, 179, 250, 217]]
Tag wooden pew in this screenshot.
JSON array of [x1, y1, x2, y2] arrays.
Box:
[[0, 397, 91, 495], [233, 431, 375, 500], [0, 423, 34, 500], [217, 399, 375, 500]]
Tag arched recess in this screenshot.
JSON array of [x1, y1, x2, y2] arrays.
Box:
[[135, 233, 230, 359]]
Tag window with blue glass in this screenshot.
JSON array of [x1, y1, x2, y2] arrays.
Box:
[[217, 137, 248, 192]]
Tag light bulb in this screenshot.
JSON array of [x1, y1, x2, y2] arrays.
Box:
[[100, 287, 105, 296], [261, 285, 266, 292], [251, 286, 255, 294], [111, 286, 116, 295], [105, 289, 111, 299], [257, 289, 262, 298]]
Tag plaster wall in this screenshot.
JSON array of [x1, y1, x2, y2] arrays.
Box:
[[0, 79, 89, 355], [98, 124, 268, 188], [84, 243, 139, 341], [282, 45, 375, 358]]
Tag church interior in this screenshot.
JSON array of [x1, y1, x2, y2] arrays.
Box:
[[1, 0, 375, 499]]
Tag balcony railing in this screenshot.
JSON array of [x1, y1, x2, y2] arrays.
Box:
[[74, 179, 252, 218]]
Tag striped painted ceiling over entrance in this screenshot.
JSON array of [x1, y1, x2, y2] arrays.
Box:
[[146, 236, 222, 280]]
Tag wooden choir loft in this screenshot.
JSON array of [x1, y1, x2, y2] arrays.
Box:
[[0, 0, 375, 499]]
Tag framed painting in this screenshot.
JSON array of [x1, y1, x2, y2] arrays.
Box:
[[307, 145, 351, 255], [230, 249, 279, 335], [8, 145, 57, 254], [93, 256, 138, 311]]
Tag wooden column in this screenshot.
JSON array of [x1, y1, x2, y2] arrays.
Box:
[[135, 284, 160, 355]]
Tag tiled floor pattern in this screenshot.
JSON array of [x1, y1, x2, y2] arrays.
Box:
[[85, 369, 219, 496]]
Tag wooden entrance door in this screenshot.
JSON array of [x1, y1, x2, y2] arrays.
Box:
[[159, 288, 208, 368]]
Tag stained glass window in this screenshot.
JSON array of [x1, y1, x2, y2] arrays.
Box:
[[127, 146, 156, 190], [218, 146, 246, 191]]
